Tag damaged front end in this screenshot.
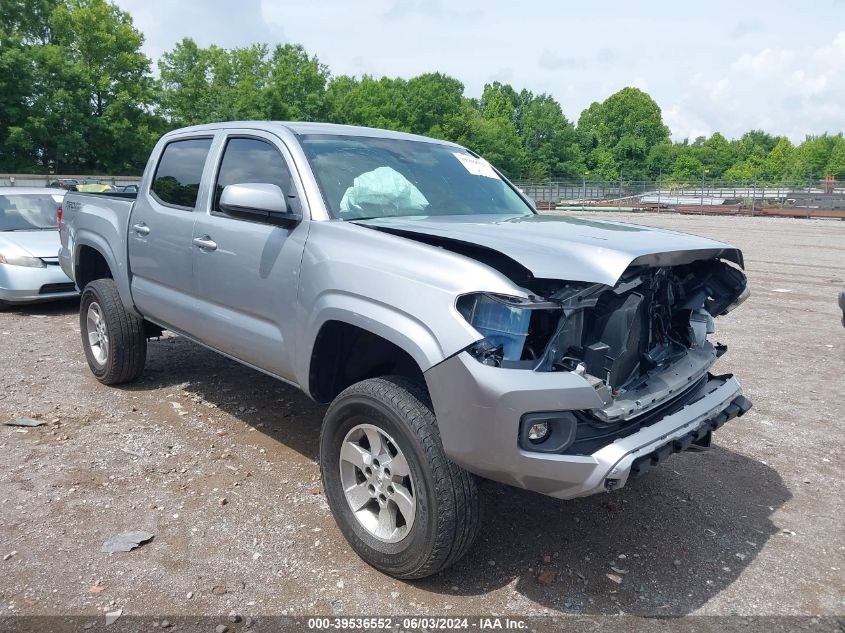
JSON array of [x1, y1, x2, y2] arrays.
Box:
[[457, 257, 749, 454]]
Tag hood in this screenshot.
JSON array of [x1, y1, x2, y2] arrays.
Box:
[[0, 230, 62, 259], [356, 214, 743, 287]]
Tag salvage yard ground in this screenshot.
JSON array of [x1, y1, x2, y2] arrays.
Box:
[[0, 212, 843, 619]]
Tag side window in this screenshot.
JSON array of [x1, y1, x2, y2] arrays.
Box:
[[150, 138, 213, 209], [213, 137, 298, 215]]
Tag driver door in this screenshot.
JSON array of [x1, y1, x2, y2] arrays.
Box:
[[189, 130, 309, 381]]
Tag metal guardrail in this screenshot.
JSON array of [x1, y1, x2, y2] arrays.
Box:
[[0, 173, 142, 188], [514, 179, 845, 210]]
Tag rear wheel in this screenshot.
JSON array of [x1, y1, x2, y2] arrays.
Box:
[[79, 279, 146, 384], [320, 376, 481, 579]]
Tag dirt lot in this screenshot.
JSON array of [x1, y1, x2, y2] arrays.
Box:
[[1, 212, 843, 622]]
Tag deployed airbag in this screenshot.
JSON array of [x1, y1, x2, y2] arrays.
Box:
[[340, 167, 429, 215]]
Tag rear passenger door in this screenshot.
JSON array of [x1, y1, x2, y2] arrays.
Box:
[[189, 131, 309, 381], [128, 136, 213, 332]]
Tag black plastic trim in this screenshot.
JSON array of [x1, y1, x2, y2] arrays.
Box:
[[628, 394, 753, 479]]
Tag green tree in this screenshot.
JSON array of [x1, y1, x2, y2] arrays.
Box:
[[0, 0, 60, 44], [587, 147, 618, 181], [645, 142, 677, 178], [724, 155, 766, 183], [51, 0, 159, 171], [793, 134, 838, 181], [2, 0, 159, 173], [0, 0, 61, 170], [455, 100, 526, 177], [698, 132, 736, 178], [265, 44, 329, 121], [158, 39, 271, 124], [480, 82, 519, 122], [404, 72, 464, 138], [227, 45, 272, 120], [517, 92, 583, 179], [325, 75, 409, 131], [763, 137, 797, 182], [824, 135, 845, 179], [577, 87, 670, 181], [669, 153, 704, 183], [736, 129, 778, 161]]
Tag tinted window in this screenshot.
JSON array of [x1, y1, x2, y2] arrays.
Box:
[[213, 138, 297, 213], [151, 138, 213, 208]]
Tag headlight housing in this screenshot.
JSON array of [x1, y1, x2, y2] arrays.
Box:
[[457, 293, 559, 366], [722, 284, 750, 314], [0, 254, 46, 268]]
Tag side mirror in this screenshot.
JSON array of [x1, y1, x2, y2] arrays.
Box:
[[219, 183, 301, 226]]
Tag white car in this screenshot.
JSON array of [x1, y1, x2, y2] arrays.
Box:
[[0, 187, 78, 309]]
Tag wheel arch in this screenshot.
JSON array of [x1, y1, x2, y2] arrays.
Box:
[[307, 319, 428, 404], [73, 232, 135, 313]]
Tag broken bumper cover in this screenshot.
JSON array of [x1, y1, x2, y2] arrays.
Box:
[[425, 351, 751, 500]]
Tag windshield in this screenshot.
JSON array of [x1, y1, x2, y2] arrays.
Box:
[[0, 194, 62, 231], [300, 135, 534, 221]]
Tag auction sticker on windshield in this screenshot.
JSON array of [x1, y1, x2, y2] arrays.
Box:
[[452, 152, 500, 179]]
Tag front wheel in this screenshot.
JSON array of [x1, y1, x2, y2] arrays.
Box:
[[80, 278, 146, 385], [320, 376, 481, 579]]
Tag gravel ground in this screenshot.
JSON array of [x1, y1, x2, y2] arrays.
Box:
[[0, 212, 843, 621]]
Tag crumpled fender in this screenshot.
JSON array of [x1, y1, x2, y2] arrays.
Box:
[[294, 221, 528, 391]]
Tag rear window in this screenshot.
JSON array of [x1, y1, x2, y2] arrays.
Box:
[[0, 194, 62, 231], [151, 138, 213, 208]]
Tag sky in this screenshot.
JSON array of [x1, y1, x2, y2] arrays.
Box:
[[112, 0, 845, 143]]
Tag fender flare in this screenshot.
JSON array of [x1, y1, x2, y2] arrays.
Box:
[[73, 230, 137, 314], [297, 292, 453, 396]]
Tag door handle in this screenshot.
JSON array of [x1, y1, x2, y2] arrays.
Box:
[[192, 236, 218, 251], [132, 222, 150, 236]]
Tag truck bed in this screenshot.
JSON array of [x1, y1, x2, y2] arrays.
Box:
[[59, 191, 136, 306]]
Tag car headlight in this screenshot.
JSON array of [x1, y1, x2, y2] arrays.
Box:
[[723, 284, 750, 314], [0, 254, 47, 268], [457, 293, 559, 366]]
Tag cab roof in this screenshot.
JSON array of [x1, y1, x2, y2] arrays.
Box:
[[162, 121, 462, 148]]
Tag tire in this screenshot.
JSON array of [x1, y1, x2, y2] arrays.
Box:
[[79, 278, 146, 385], [320, 376, 481, 579]]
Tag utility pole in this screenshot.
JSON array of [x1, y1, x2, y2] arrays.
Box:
[[657, 170, 662, 212], [751, 182, 756, 216], [582, 171, 588, 212]]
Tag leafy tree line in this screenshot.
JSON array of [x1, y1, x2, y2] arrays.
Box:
[[3, 0, 844, 184]]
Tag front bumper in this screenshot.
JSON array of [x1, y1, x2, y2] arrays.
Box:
[[425, 351, 750, 500], [0, 262, 78, 304]]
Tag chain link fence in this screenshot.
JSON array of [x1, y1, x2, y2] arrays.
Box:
[[3, 173, 843, 218]]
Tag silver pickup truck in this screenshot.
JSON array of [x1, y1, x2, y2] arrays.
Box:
[[60, 122, 752, 579]]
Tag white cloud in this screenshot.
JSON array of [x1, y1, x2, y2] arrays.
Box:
[[664, 32, 845, 141], [112, 0, 844, 140]]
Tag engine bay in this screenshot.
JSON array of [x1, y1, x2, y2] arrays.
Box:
[[460, 258, 749, 420]]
